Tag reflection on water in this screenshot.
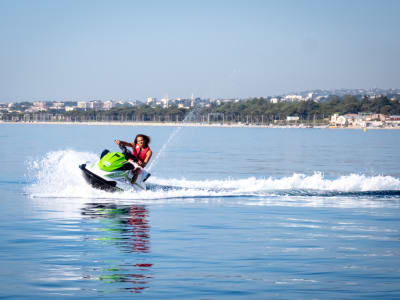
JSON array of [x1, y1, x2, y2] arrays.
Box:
[[81, 203, 152, 293], [97, 263, 153, 294]]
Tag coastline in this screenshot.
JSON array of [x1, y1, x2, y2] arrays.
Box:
[[1, 120, 399, 130]]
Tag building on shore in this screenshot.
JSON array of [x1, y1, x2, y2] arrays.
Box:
[[330, 113, 400, 128], [386, 115, 400, 127], [103, 101, 114, 110]]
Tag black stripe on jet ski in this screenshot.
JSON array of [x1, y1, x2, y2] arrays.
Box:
[[79, 164, 121, 192]]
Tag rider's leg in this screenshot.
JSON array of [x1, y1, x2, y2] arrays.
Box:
[[131, 168, 139, 184]]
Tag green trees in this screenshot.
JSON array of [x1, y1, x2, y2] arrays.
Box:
[[340, 95, 361, 114], [2, 95, 400, 124], [359, 96, 400, 114], [194, 95, 399, 124]]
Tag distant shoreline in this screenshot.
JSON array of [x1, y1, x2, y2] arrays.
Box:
[[1, 120, 400, 130]]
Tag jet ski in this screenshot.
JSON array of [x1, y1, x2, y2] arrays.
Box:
[[79, 145, 151, 192]]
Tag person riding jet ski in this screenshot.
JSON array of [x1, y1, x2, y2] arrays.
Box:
[[115, 134, 152, 184]]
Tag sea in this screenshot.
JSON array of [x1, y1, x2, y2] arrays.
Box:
[[1, 123, 400, 299]]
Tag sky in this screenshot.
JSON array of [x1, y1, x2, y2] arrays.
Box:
[[0, 0, 399, 102]]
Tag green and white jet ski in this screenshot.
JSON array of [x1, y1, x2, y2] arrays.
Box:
[[79, 145, 151, 192]]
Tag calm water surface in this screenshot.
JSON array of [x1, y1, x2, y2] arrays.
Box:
[[0, 124, 400, 299]]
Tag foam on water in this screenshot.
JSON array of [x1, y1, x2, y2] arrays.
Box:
[[26, 150, 400, 207], [152, 173, 400, 193]]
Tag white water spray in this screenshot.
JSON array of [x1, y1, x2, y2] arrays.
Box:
[[25, 150, 400, 207]]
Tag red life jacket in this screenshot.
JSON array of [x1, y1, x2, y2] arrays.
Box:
[[132, 144, 150, 163]]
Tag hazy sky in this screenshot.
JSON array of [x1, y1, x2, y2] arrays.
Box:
[[0, 0, 399, 102]]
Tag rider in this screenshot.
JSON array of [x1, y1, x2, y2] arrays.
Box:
[[115, 134, 152, 184]]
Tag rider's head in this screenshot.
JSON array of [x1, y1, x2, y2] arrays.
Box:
[[135, 134, 150, 148]]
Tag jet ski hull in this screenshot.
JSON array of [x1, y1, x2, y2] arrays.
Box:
[[79, 164, 121, 192]]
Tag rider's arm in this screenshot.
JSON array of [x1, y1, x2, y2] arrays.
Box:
[[140, 150, 152, 167], [115, 140, 134, 148]]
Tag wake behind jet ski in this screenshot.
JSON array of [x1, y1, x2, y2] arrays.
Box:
[[80, 134, 153, 192]]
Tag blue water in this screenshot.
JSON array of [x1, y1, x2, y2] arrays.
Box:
[[1, 123, 400, 299]]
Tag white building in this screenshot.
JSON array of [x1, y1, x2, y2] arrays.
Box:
[[315, 96, 328, 102], [127, 101, 139, 107], [286, 116, 299, 121], [385, 115, 400, 126], [330, 113, 365, 127], [77, 101, 87, 109], [32, 101, 48, 111], [49, 102, 65, 109], [283, 95, 305, 102], [88, 100, 102, 110], [270, 97, 279, 104], [160, 98, 169, 108], [103, 101, 114, 110], [178, 103, 190, 109], [146, 97, 157, 106]]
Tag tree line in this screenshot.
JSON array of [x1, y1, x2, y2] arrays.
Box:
[[69, 95, 400, 124], [200, 95, 400, 123], [2, 95, 400, 124]]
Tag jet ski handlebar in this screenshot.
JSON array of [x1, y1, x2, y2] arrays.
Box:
[[118, 144, 138, 162], [118, 143, 127, 152]]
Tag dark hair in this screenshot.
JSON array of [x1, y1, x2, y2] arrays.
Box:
[[134, 134, 150, 147]]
